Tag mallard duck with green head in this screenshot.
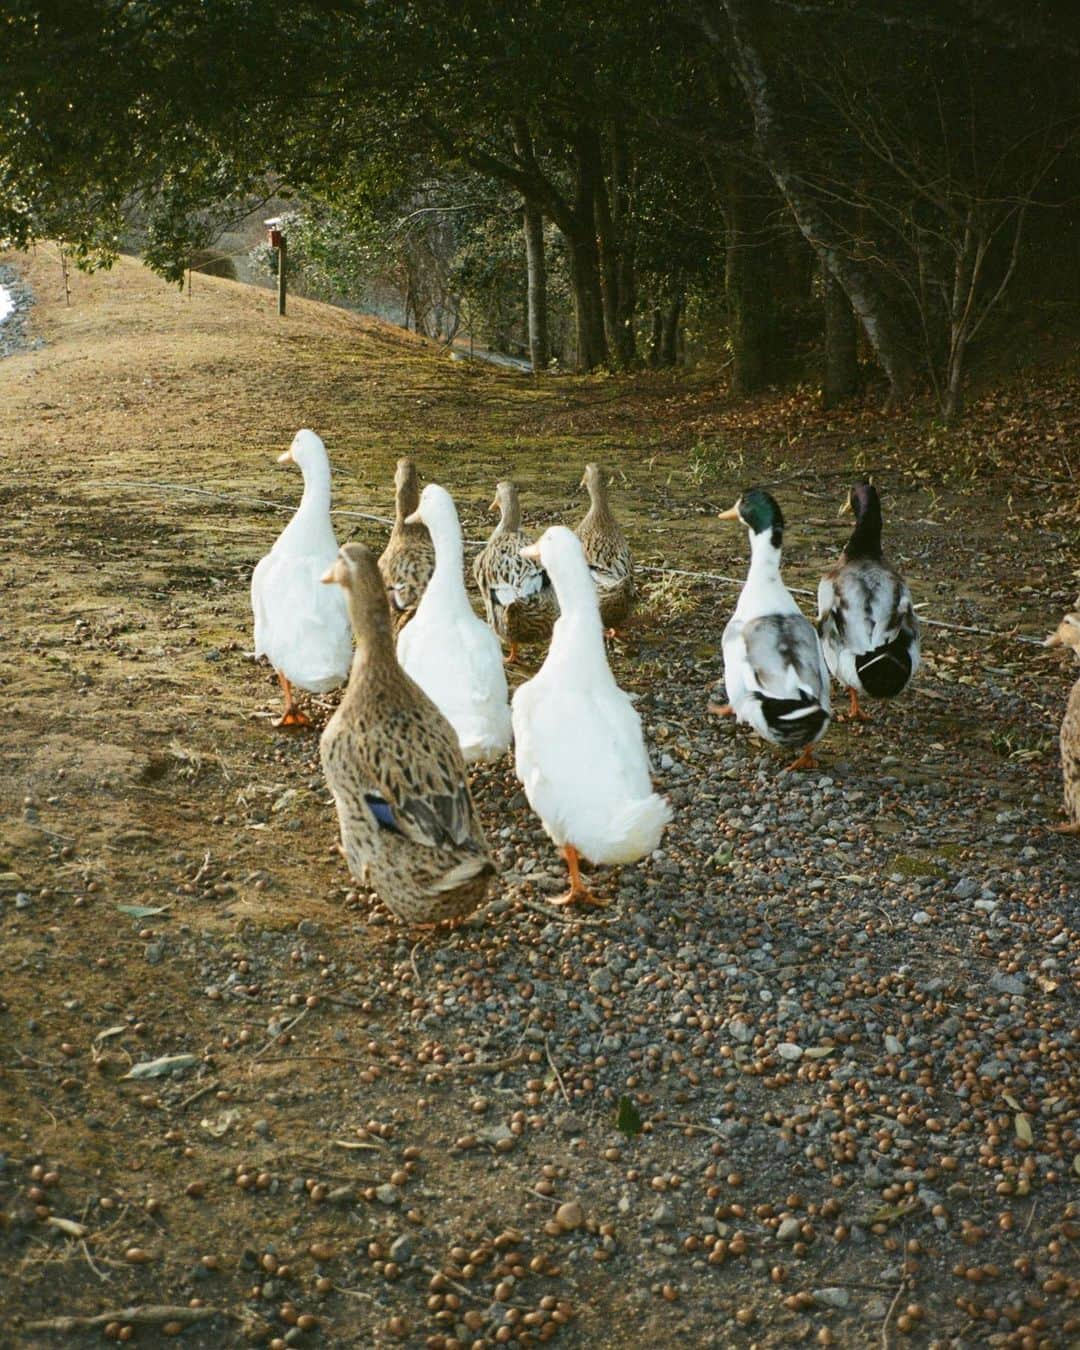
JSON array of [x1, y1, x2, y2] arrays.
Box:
[[817, 482, 921, 721], [712, 488, 831, 771]]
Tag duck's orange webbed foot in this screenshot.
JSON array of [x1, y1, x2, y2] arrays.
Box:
[[1052, 820, 1080, 834], [504, 641, 522, 666], [839, 689, 872, 723], [272, 673, 312, 728], [548, 845, 609, 908], [708, 702, 735, 718], [785, 745, 819, 773], [273, 707, 312, 728]]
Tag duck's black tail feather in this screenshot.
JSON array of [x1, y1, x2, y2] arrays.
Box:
[[856, 631, 914, 699], [756, 693, 830, 748]]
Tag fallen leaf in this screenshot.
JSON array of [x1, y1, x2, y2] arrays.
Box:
[[94, 1024, 128, 1043], [116, 903, 170, 919], [200, 1108, 242, 1138], [124, 1053, 199, 1079], [1014, 1113, 1033, 1145], [46, 1217, 88, 1238]]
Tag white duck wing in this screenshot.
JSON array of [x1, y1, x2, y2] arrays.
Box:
[[252, 549, 351, 691], [721, 613, 754, 711], [742, 614, 828, 703], [456, 615, 512, 753], [513, 673, 663, 862], [821, 562, 920, 693], [398, 607, 511, 759], [723, 613, 830, 747], [251, 552, 276, 659]]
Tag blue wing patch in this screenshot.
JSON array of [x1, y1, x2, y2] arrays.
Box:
[[365, 793, 403, 835]]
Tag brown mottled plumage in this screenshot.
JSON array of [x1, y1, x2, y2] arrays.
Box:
[[574, 463, 635, 632], [377, 458, 435, 632], [472, 480, 558, 662], [1045, 602, 1080, 834], [320, 542, 495, 924]]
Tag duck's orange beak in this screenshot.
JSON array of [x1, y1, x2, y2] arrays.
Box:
[[277, 448, 293, 464], [717, 504, 740, 521]]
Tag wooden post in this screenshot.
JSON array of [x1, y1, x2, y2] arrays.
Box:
[[277, 237, 287, 316]]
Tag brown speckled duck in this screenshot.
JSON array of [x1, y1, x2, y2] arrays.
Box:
[[1045, 600, 1080, 835], [320, 542, 496, 925], [377, 458, 435, 632], [575, 462, 635, 635], [472, 480, 558, 664]]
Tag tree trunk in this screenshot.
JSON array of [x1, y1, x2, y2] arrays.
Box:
[[723, 165, 779, 394], [567, 229, 607, 371], [461, 116, 608, 371], [718, 0, 916, 401], [511, 119, 551, 374], [822, 262, 859, 407], [660, 291, 683, 367], [521, 198, 550, 373], [647, 306, 663, 368], [593, 125, 637, 369], [569, 135, 608, 371]]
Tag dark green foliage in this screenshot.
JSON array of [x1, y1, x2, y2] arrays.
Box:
[[2, 0, 1077, 401]]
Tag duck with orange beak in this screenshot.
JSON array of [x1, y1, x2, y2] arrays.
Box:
[[395, 483, 512, 764], [511, 526, 671, 906], [250, 429, 352, 727], [711, 488, 831, 771]]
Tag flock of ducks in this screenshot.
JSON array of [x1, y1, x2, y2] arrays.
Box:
[[250, 429, 1080, 925]]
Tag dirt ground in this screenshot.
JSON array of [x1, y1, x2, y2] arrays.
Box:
[[0, 244, 1077, 1350]]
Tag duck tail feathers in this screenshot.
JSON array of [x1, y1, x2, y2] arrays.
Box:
[[855, 632, 915, 699], [591, 794, 673, 865], [756, 693, 830, 748]]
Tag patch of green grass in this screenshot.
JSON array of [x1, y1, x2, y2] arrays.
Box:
[[687, 438, 744, 487], [888, 853, 943, 879], [637, 571, 702, 624]]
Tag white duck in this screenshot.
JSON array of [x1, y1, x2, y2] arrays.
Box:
[[713, 488, 831, 771], [251, 428, 352, 726], [395, 483, 512, 763], [511, 526, 672, 906]]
